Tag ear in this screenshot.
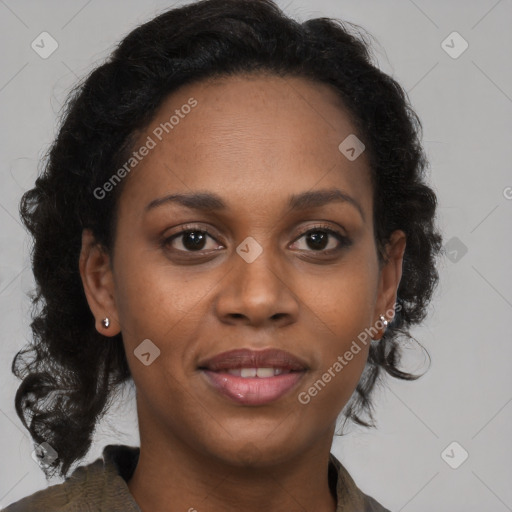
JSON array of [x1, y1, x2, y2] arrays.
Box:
[[79, 228, 121, 336], [373, 229, 406, 337]]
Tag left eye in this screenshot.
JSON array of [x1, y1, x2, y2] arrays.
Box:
[[291, 227, 349, 252]]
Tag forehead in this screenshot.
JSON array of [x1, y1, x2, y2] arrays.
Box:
[[117, 73, 372, 217]]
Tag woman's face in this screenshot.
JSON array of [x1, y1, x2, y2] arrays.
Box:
[[82, 73, 405, 467]]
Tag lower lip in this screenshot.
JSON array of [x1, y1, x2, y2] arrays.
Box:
[[201, 370, 305, 405]]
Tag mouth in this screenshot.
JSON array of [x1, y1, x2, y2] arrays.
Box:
[[198, 348, 308, 406]]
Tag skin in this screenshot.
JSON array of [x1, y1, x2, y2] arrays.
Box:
[[80, 73, 406, 512]]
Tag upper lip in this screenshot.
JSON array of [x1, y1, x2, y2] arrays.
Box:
[[198, 348, 308, 372]]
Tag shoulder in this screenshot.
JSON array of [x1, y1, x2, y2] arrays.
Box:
[[2, 459, 104, 511], [361, 493, 392, 512], [329, 452, 392, 512], [2, 445, 141, 512]]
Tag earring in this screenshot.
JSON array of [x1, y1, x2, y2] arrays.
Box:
[[374, 314, 389, 342], [101, 317, 110, 329]]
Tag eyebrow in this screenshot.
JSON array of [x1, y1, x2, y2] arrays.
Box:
[[145, 188, 365, 221]]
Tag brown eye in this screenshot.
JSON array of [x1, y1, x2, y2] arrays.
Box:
[[163, 227, 222, 253], [291, 225, 352, 253]]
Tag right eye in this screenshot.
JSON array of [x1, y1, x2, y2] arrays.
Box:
[[162, 226, 224, 253]]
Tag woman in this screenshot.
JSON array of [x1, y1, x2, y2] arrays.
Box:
[[5, 0, 442, 510]]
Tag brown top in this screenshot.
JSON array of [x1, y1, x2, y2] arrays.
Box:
[[2, 445, 391, 511]]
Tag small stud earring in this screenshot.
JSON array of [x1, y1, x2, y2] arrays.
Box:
[[101, 317, 110, 329], [379, 314, 389, 328]]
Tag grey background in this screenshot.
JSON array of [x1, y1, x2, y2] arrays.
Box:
[[0, 1, 511, 510]]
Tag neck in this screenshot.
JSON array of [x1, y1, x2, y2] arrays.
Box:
[[127, 432, 337, 512]]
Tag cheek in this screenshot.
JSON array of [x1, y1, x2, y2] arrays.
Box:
[[112, 245, 204, 334], [296, 248, 379, 341], [293, 248, 378, 412], [111, 250, 219, 386]]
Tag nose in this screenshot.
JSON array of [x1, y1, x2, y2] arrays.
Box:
[[214, 240, 300, 328]]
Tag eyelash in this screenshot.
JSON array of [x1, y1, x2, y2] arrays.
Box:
[[162, 223, 352, 256]]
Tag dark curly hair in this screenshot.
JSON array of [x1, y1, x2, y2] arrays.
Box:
[[12, 0, 443, 480]]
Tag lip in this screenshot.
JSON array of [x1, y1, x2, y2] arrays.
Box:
[[198, 348, 308, 406], [198, 348, 308, 372]]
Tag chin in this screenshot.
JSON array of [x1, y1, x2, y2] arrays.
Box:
[[202, 429, 305, 469]]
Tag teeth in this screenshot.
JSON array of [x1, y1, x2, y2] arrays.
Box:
[[224, 367, 289, 378], [240, 368, 257, 378], [256, 367, 275, 378]]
